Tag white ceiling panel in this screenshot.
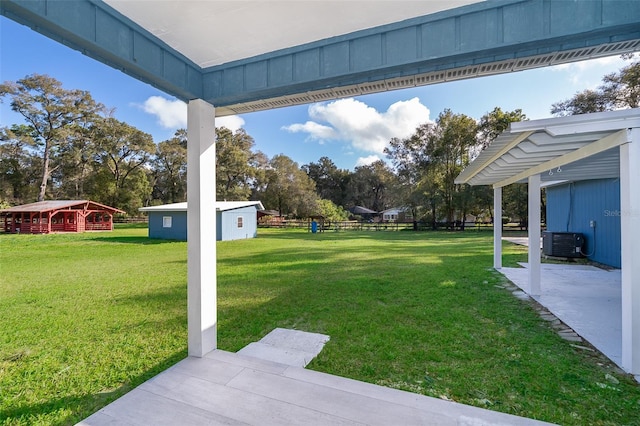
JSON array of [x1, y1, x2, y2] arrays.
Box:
[[104, 0, 481, 67]]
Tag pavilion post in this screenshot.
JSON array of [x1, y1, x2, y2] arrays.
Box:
[[528, 174, 541, 296], [187, 99, 217, 357], [621, 130, 640, 376], [493, 186, 502, 269]]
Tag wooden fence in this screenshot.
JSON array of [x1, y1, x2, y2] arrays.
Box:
[[258, 220, 534, 232]]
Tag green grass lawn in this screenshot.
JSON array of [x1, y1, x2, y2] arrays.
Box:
[[1, 226, 639, 425]]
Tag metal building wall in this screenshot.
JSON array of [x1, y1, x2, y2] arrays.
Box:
[[217, 206, 258, 242], [148, 211, 188, 241], [546, 179, 621, 267]]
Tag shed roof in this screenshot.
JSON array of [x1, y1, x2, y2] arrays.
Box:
[[455, 108, 640, 188], [380, 207, 410, 214], [350, 206, 377, 214], [139, 201, 265, 213], [0, 200, 124, 214]]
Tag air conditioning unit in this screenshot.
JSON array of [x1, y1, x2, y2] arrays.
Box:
[[542, 232, 584, 258]]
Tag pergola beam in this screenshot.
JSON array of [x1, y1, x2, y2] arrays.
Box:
[[456, 131, 534, 185], [494, 130, 629, 188]]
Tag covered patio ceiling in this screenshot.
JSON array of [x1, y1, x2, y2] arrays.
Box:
[[104, 0, 477, 69], [455, 109, 640, 188]]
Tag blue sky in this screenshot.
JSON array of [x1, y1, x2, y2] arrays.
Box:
[[1, 16, 632, 170]]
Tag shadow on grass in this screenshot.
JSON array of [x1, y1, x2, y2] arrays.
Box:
[[221, 236, 499, 271], [114, 223, 149, 230], [89, 235, 185, 245], [115, 287, 187, 307], [0, 349, 187, 425]]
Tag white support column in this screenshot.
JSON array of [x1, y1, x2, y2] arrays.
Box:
[[187, 99, 217, 357], [528, 174, 541, 296], [621, 130, 640, 375], [494, 186, 502, 269]]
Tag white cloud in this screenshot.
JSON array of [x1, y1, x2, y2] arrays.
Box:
[[355, 155, 381, 167], [142, 96, 187, 129], [140, 96, 245, 132], [216, 115, 246, 132], [283, 97, 430, 154], [283, 121, 337, 141]]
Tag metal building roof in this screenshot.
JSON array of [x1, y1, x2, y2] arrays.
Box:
[[0, 200, 124, 214], [139, 201, 265, 212]]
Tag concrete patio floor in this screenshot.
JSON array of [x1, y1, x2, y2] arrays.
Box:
[[78, 349, 555, 426], [499, 262, 622, 369]]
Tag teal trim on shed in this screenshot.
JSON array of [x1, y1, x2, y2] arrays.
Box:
[[546, 179, 621, 268]]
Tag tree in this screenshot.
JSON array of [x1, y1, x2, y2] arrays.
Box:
[[89, 117, 155, 214], [302, 157, 350, 207], [256, 154, 318, 217], [386, 110, 478, 229], [346, 160, 398, 212], [386, 128, 435, 229], [54, 113, 101, 199], [315, 199, 349, 222], [0, 74, 103, 201], [216, 127, 258, 200], [600, 59, 640, 109], [152, 129, 187, 204], [429, 110, 478, 227], [550, 89, 610, 116], [551, 58, 640, 116], [477, 107, 527, 150], [504, 183, 529, 230], [0, 125, 41, 204], [475, 108, 528, 224]]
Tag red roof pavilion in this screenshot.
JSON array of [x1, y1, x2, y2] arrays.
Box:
[[0, 200, 124, 234]]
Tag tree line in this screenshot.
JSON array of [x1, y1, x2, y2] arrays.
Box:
[[1, 58, 638, 225]]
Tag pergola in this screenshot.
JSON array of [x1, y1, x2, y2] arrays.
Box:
[[2, 0, 639, 363], [0, 200, 124, 234], [455, 108, 640, 376]]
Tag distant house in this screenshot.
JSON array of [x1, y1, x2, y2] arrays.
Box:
[[257, 209, 283, 226], [0, 200, 123, 234], [139, 201, 265, 241], [348, 206, 377, 221], [380, 207, 413, 222]]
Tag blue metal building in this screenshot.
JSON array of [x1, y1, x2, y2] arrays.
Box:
[[140, 201, 264, 242], [546, 179, 621, 268]]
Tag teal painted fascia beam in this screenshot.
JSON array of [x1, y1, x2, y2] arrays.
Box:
[[2, 0, 640, 115], [203, 0, 640, 108], [1, 0, 203, 102]]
